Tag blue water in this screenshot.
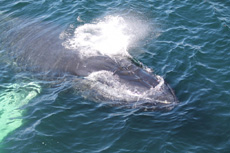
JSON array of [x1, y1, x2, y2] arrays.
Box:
[[0, 0, 230, 152]]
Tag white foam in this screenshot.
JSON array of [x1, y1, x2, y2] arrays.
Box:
[[77, 70, 166, 103], [63, 15, 150, 58], [83, 70, 143, 101]]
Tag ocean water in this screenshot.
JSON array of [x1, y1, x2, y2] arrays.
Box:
[[0, 0, 230, 152]]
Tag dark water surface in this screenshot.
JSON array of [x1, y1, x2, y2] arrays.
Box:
[[0, 0, 230, 152]]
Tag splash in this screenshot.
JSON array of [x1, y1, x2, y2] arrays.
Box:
[[0, 82, 41, 142], [63, 15, 149, 58]]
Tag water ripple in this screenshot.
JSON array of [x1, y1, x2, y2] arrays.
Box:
[[1, 0, 230, 152]]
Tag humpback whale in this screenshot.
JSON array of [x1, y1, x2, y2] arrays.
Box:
[[1, 15, 178, 111]]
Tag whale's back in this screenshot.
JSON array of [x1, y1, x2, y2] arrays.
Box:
[[0, 15, 178, 111]]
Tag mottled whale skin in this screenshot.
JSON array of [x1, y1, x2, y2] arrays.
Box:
[[1, 18, 178, 111]]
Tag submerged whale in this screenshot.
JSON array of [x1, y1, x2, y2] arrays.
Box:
[[1, 15, 178, 111]]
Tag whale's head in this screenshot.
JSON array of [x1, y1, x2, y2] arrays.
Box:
[[63, 15, 178, 111], [75, 57, 178, 111]]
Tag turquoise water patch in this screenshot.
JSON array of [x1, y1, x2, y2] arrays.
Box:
[[0, 82, 41, 142]]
